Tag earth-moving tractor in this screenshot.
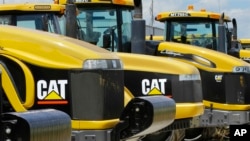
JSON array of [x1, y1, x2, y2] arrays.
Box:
[[60, 0, 205, 140], [0, 24, 178, 141], [140, 4, 250, 140], [0, 5, 73, 140], [154, 5, 250, 64]]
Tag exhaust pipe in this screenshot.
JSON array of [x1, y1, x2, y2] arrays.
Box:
[[131, 0, 146, 54]]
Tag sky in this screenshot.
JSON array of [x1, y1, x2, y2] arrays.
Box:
[[3, 0, 250, 38], [142, 0, 250, 39]]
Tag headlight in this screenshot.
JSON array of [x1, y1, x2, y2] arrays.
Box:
[[179, 74, 201, 81], [83, 59, 123, 69], [192, 55, 215, 68], [233, 66, 250, 73]]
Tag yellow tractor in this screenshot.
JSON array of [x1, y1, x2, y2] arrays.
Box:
[[155, 5, 250, 63], [61, 0, 206, 140], [0, 3, 72, 141], [145, 4, 250, 140]]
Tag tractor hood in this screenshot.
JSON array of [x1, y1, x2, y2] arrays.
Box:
[[0, 25, 119, 68], [117, 52, 200, 75], [157, 42, 250, 73]]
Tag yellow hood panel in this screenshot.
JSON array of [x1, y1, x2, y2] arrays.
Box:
[[158, 42, 250, 72], [117, 52, 200, 75], [0, 25, 119, 68]]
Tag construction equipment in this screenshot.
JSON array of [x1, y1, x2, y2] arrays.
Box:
[[154, 5, 250, 64], [0, 24, 177, 141], [154, 5, 231, 47], [0, 5, 73, 140], [61, 1, 205, 140], [143, 4, 250, 140]]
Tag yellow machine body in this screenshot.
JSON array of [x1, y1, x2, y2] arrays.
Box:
[[117, 52, 204, 119], [155, 5, 250, 65], [0, 25, 121, 129]]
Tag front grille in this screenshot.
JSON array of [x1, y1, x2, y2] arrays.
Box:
[[70, 69, 124, 120], [201, 70, 250, 104]]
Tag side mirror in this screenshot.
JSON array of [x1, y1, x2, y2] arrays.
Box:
[[103, 34, 111, 49]]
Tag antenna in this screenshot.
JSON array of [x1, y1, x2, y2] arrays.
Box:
[[149, 0, 154, 35]]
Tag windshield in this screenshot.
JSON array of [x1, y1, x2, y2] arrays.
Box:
[[166, 20, 223, 50], [0, 13, 66, 35], [76, 7, 133, 52]]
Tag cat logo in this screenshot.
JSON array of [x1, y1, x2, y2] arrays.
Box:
[[141, 78, 167, 95], [37, 79, 68, 104], [215, 75, 223, 82]]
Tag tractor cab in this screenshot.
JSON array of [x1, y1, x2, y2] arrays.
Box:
[[0, 3, 66, 35]]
